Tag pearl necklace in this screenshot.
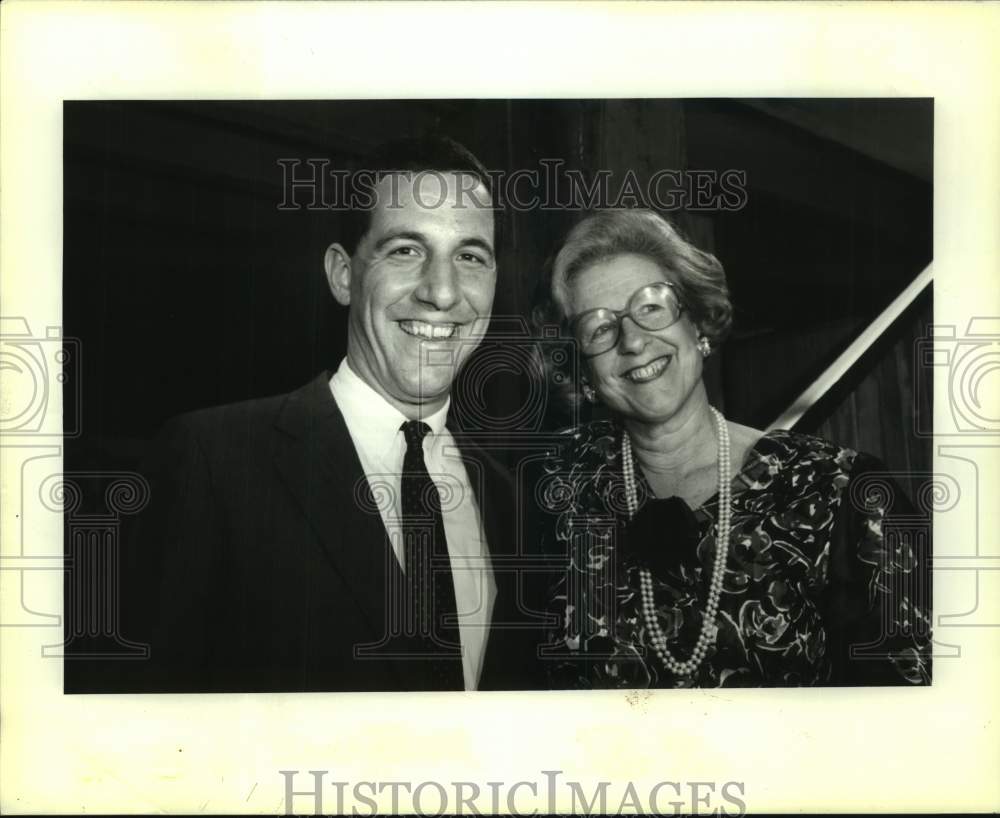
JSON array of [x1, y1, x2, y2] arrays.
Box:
[[621, 407, 731, 680]]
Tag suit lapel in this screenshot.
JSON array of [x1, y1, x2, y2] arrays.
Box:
[[272, 374, 404, 651], [271, 376, 535, 689], [448, 432, 514, 555]]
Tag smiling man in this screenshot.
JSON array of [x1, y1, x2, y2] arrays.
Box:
[[123, 136, 540, 693], [324, 161, 497, 418]]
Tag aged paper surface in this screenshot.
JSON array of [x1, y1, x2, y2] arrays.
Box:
[[1, 1, 998, 814]]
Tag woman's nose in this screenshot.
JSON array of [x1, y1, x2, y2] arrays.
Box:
[[617, 314, 648, 354]]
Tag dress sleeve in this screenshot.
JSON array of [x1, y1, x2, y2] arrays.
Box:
[[542, 554, 591, 689], [536, 440, 594, 690], [823, 453, 933, 685], [542, 527, 629, 690], [536, 432, 620, 690]]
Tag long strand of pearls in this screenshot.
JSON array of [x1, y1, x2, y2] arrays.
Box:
[[622, 406, 731, 680]]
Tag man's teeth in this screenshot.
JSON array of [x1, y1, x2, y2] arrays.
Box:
[[626, 356, 671, 382], [399, 320, 458, 339]]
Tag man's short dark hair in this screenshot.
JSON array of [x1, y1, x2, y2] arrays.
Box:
[[341, 134, 496, 255]]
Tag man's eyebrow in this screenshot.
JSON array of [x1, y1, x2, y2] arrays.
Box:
[[372, 231, 495, 261], [460, 237, 496, 261], [372, 230, 429, 253]]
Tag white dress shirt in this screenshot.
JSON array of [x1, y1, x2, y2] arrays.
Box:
[[329, 360, 496, 690]]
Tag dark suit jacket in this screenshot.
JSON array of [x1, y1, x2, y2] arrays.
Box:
[[116, 372, 545, 692]]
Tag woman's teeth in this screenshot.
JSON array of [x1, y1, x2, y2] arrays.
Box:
[[399, 320, 458, 339], [625, 356, 672, 382]]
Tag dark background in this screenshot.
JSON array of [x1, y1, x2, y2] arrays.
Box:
[[64, 99, 933, 495]]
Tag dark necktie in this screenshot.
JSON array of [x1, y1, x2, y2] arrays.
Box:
[[400, 420, 464, 690]]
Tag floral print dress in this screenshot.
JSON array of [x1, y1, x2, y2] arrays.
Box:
[[540, 421, 932, 688]]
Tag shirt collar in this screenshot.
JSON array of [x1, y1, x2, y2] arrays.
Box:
[[329, 358, 450, 465]]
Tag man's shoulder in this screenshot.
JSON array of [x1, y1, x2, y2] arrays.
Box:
[[157, 372, 336, 451], [161, 392, 285, 446], [176, 392, 277, 424]]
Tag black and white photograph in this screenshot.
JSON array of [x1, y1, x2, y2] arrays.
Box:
[[2, 3, 998, 816], [62, 98, 933, 693]]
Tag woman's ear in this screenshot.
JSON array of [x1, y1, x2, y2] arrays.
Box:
[[324, 243, 352, 306]]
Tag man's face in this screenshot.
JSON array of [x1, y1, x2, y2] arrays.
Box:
[[331, 171, 496, 417]]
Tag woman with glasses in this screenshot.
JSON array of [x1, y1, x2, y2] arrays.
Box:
[[534, 208, 931, 688]]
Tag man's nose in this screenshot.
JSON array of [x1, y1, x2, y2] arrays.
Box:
[[617, 314, 648, 354], [415, 255, 461, 311]]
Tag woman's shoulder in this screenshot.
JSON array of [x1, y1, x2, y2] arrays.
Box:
[[537, 420, 623, 517], [751, 428, 860, 466], [739, 428, 878, 492], [554, 418, 620, 446], [546, 419, 621, 468]]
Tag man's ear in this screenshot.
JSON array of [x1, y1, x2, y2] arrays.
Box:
[[324, 243, 353, 306]]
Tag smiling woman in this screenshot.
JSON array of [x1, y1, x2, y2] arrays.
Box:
[[534, 209, 932, 688]]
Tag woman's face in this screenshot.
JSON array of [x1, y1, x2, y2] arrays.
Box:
[[565, 253, 704, 425]]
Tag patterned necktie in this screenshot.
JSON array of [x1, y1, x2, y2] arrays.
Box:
[[400, 420, 464, 690]]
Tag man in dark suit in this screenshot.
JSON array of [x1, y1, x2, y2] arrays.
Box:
[[121, 136, 544, 692]]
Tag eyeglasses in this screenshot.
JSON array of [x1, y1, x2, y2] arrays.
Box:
[[570, 281, 685, 358]]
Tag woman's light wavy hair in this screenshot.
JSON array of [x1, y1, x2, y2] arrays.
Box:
[[533, 209, 734, 410]]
